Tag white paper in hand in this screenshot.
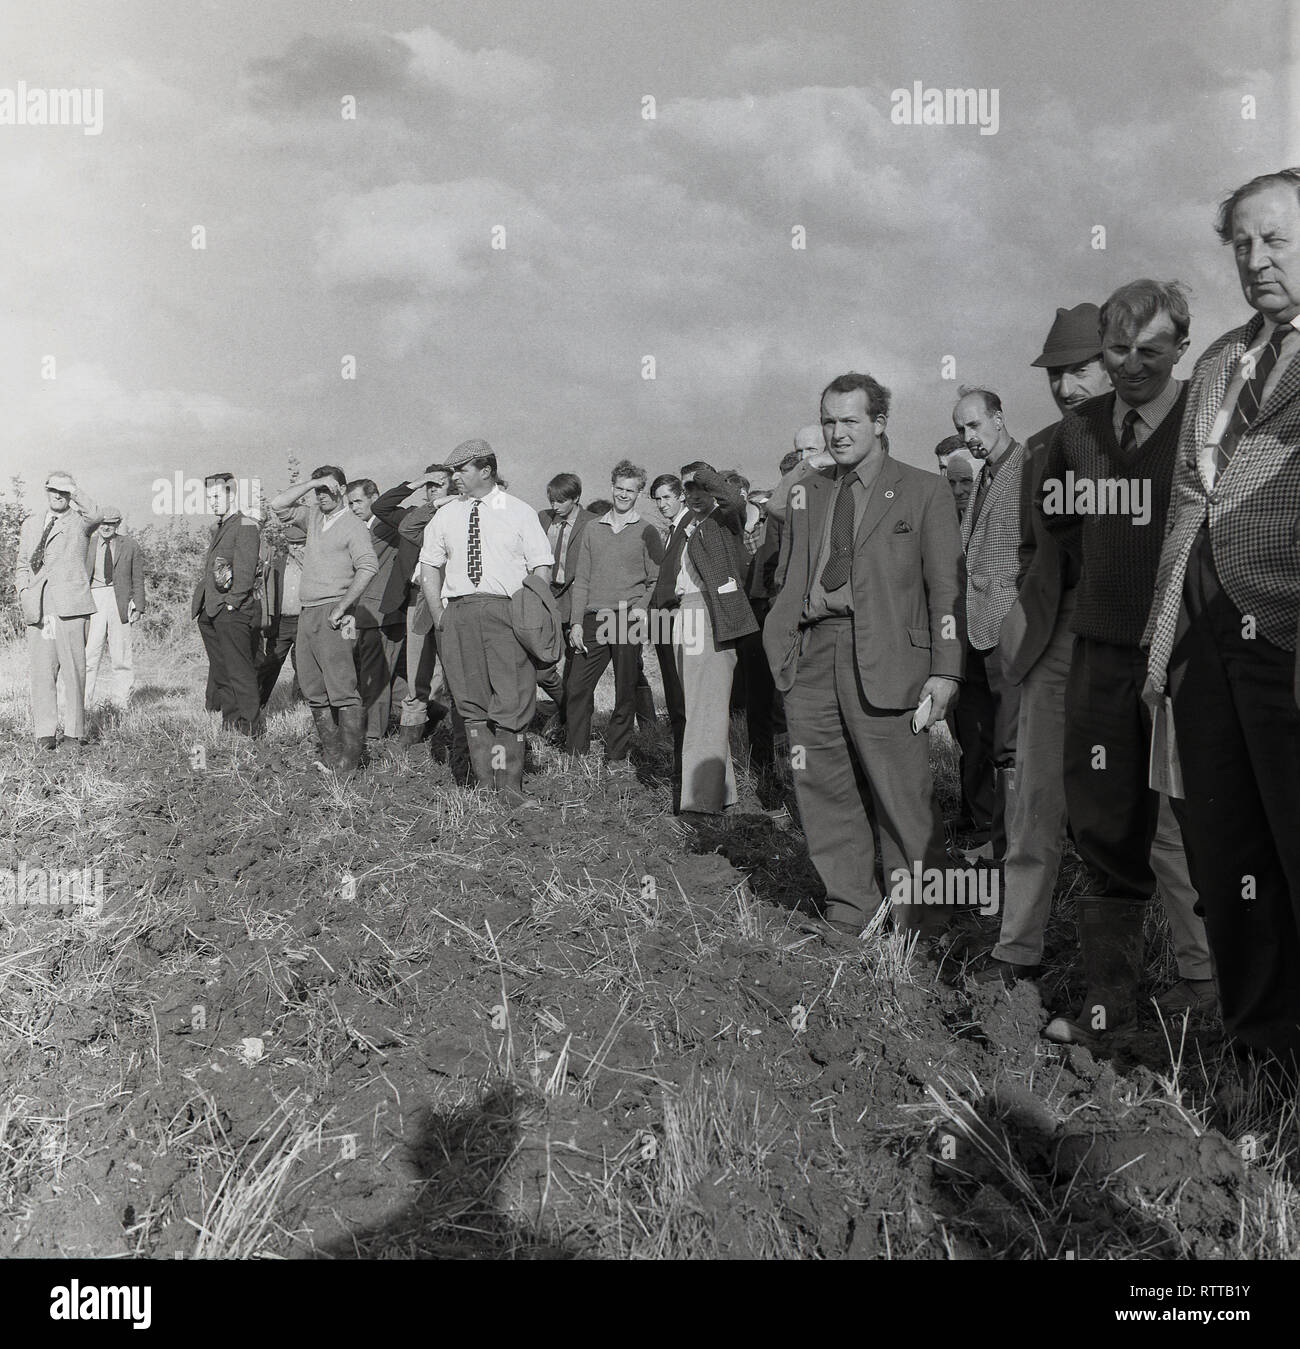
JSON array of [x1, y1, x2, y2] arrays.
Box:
[[911, 693, 933, 735], [1148, 696, 1185, 798]]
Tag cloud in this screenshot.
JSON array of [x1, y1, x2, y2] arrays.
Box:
[[398, 27, 552, 105]]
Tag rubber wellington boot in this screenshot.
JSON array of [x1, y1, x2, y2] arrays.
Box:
[[493, 729, 534, 805], [1044, 897, 1146, 1044], [335, 705, 366, 773], [464, 720, 496, 788], [397, 720, 426, 748], [990, 765, 1018, 863], [311, 706, 343, 769]]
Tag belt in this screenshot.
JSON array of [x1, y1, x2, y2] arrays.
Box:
[[448, 592, 508, 604], [799, 613, 852, 630]]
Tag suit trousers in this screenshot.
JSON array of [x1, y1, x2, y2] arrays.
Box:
[[732, 597, 776, 771], [257, 614, 299, 708], [85, 586, 133, 703], [955, 641, 1020, 855], [1063, 637, 1161, 901], [674, 593, 738, 814], [197, 607, 260, 730], [28, 616, 89, 740], [1169, 525, 1300, 1053], [655, 636, 686, 810], [296, 604, 361, 710], [782, 617, 948, 929], [439, 594, 536, 732], [356, 620, 406, 739], [400, 603, 448, 726], [565, 610, 641, 760], [998, 595, 1211, 976]]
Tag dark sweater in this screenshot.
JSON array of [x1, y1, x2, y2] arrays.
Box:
[[1038, 387, 1188, 646]]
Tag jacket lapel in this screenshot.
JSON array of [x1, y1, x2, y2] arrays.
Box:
[[1196, 318, 1259, 493], [803, 471, 833, 582], [855, 456, 905, 547]]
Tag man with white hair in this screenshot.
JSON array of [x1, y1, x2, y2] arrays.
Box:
[[14, 471, 103, 748]]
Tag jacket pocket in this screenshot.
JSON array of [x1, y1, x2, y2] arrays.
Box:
[[907, 625, 931, 648]]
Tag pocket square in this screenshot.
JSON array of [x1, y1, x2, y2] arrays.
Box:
[[892, 520, 912, 534], [717, 578, 739, 594]]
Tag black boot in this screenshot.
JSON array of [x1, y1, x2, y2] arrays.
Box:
[[336, 705, 365, 773], [464, 720, 496, 788], [1044, 897, 1146, 1044], [311, 706, 342, 769], [494, 729, 533, 805]]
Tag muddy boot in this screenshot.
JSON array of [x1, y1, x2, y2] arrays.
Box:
[[397, 719, 426, 748], [335, 705, 365, 773], [493, 729, 535, 805], [464, 720, 496, 788], [1044, 897, 1146, 1044], [634, 680, 656, 732], [311, 705, 342, 769]]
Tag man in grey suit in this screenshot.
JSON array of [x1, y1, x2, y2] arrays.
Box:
[[84, 508, 145, 706], [952, 386, 1027, 862], [14, 471, 103, 748], [764, 372, 964, 938], [1143, 170, 1300, 1061]]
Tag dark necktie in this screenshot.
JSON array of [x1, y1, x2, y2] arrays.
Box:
[[818, 470, 858, 591], [552, 518, 568, 583], [1119, 408, 1141, 455], [1217, 325, 1289, 469], [30, 516, 56, 573], [103, 540, 114, 584], [467, 502, 482, 586], [653, 518, 690, 609]]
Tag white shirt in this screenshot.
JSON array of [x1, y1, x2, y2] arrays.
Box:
[[420, 486, 552, 598], [675, 505, 705, 597], [1199, 315, 1300, 488]]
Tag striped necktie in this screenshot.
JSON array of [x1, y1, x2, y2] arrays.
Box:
[[103, 539, 115, 584], [467, 502, 482, 586], [1216, 325, 1289, 470], [1119, 408, 1141, 455]]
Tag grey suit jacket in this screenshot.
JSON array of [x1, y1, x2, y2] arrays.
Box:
[[959, 440, 1027, 652], [85, 533, 146, 622], [763, 456, 965, 709], [15, 500, 104, 624]]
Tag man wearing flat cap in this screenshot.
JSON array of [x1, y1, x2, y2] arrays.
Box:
[[419, 440, 553, 800], [84, 507, 145, 706], [14, 471, 103, 748]]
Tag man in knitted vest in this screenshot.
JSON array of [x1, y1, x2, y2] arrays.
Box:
[[1037, 279, 1193, 1045]]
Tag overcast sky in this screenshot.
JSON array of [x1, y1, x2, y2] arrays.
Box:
[[2, 0, 1296, 522]]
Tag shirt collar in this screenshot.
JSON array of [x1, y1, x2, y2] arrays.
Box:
[[671, 506, 690, 527], [600, 508, 641, 529], [1115, 377, 1182, 432]]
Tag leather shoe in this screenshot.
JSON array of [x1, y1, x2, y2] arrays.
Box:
[[1155, 977, 1217, 1014], [37, 736, 56, 750], [972, 956, 1042, 987]]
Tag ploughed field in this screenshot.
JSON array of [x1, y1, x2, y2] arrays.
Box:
[[0, 632, 1296, 1260]]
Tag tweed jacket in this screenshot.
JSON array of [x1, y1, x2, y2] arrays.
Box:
[[190, 511, 262, 619], [678, 470, 759, 645], [537, 506, 595, 624], [764, 455, 965, 708], [373, 482, 442, 612], [15, 498, 104, 624], [84, 533, 146, 622], [1145, 314, 1300, 692], [959, 439, 1027, 652]]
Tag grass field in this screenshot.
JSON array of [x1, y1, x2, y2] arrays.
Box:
[[1, 626, 1298, 1259]]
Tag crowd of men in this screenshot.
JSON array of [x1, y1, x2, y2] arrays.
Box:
[[13, 168, 1300, 1069]]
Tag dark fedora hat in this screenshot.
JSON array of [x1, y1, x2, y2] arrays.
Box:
[[1031, 303, 1102, 368]]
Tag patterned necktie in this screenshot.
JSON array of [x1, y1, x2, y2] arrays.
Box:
[[552, 518, 568, 583], [103, 539, 115, 584], [467, 502, 482, 586], [818, 470, 858, 591], [30, 516, 56, 573], [1217, 325, 1289, 470], [653, 517, 690, 608], [1119, 408, 1141, 455]]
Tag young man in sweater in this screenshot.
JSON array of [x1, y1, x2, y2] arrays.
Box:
[[270, 466, 379, 772], [1036, 279, 1194, 1045], [564, 460, 663, 767]]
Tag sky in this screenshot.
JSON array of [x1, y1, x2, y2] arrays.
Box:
[[1, 0, 1296, 524]]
